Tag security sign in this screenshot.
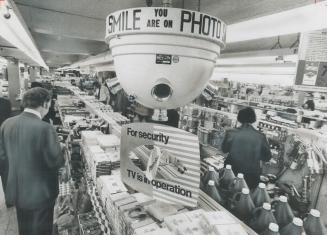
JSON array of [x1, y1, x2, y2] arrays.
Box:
[[120, 123, 200, 207], [105, 7, 226, 47]]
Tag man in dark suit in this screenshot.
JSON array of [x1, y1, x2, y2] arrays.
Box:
[[0, 87, 65, 235], [222, 107, 272, 189], [0, 95, 11, 203], [0, 96, 11, 126]]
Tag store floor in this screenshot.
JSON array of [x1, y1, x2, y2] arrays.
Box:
[[0, 179, 18, 235]]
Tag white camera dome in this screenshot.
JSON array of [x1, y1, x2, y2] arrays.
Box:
[[106, 7, 226, 109]]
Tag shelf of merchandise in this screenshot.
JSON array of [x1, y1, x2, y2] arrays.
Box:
[[190, 103, 238, 120], [55, 82, 123, 136], [55, 83, 258, 235], [214, 95, 327, 123], [56, 102, 112, 235]]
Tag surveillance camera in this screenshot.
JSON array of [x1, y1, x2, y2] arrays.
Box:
[[3, 12, 11, 19], [106, 8, 226, 109]]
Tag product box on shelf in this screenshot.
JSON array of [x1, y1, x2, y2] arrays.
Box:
[[133, 222, 161, 235], [85, 145, 104, 162], [134, 227, 173, 235], [90, 153, 111, 181], [133, 192, 156, 206], [99, 175, 127, 194], [164, 213, 190, 233], [202, 211, 247, 235], [213, 224, 247, 235], [83, 145, 105, 172], [81, 130, 103, 145], [96, 134, 120, 152], [122, 204, 155, 235], [164, 211, 213, 235], [104, 192, 130, 224], [145, 201, 179, 222], [201, 211, 236, 226], [113, 196, 138, 234]]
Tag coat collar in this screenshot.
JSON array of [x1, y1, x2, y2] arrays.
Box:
[[22, 109, 42, 119]]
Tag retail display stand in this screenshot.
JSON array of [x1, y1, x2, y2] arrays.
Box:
[[54, 82, 258, 235]]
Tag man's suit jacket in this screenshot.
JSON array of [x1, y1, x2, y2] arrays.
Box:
[[0, 112, 64, 209], [0, 97, 11, 127], [222, 124, 272, 175]]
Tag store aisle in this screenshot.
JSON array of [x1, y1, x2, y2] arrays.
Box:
[[0, 179, 18, 235]]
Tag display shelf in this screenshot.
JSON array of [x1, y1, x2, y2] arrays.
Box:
[[215, 95, 297, 110], [55, 82, 124, 136], [132, 146, 256, 234], [191, 103, 237, 120], [54, 83, 271, 235], [215, 95, 327, 124], [84, 166, 112, 235]]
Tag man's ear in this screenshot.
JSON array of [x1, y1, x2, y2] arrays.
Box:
[[43, 102, 49, 109]]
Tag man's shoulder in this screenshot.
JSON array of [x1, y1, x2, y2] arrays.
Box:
[[249, 127, 267, 140], [36, 119, 55, 131], [2, 115, 19, 125], [225, 128, 238, 136]]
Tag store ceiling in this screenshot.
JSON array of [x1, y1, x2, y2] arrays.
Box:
[[0, 36, 37, 65], [0, 0, 321, 68]]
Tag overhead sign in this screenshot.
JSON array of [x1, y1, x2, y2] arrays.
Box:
[[120, 123, 200, 207], [105, 7, 226, 47], [295, 29, 327, 90]]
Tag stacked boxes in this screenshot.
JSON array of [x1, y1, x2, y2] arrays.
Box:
[[81, 131, 103, 146], [97, 175, 128, 206], [164, 210, 248, 235], [202, 211, 248, 235], [96, 134, 120, 152], [122, 205, 156, 235], [82, 131, 123, 181], [90, 153, 111, 181]]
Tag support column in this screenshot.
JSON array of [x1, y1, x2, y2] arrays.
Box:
[[97, 71, 104, 83], [23, 64, 29, 90], [1, 67, 7, 81], [29, 66, 36, 82], [298, 91, 306, 107], [7, 60, 21, 110]]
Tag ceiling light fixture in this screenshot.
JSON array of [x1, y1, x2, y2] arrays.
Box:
[[0, 0, 48, 69], [3, 4, 11, 19], [227, 0, 327, 43]]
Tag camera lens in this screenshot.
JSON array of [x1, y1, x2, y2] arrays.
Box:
[[151, 83, 172, 102]]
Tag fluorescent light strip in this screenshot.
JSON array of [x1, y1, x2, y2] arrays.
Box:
[[214, 66, 296, 75], [59, 51, 113, 70], [211, 72, 295, 86], [217, 54, 298, 65], [0, 0, 48, 69], [227, 1, 327, 43]]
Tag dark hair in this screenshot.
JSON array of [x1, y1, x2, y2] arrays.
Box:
[[237, 107, 256, 124], [30, 82, 43, 88], [22, 87, 51, 108]]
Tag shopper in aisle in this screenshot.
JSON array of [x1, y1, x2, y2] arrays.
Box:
[[302, 93, 315, 111], [29, 82, 58, 124], [98, 80, 110, 105], [0, 87, 65, 235], [166, 109, 180, 128], [0, 93, 11, 207], [0, 94, 11, 128], [221, 107, 272, 189]]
